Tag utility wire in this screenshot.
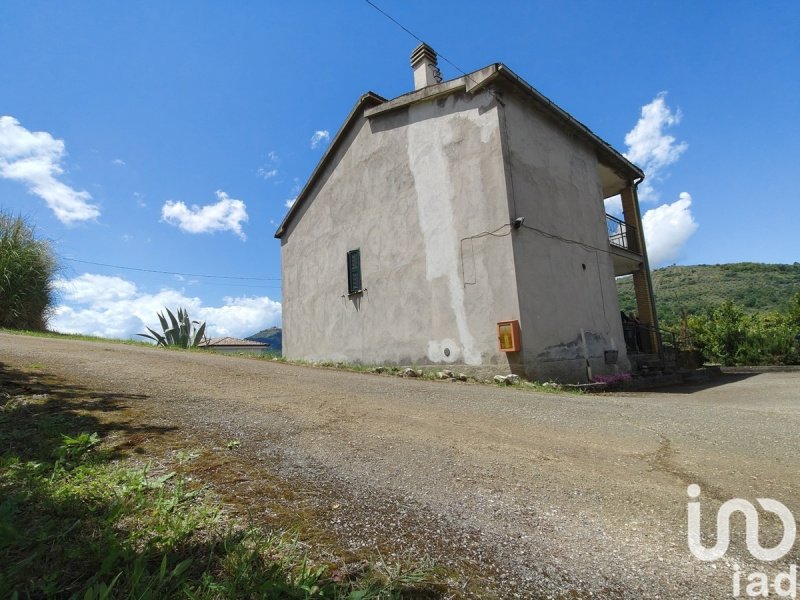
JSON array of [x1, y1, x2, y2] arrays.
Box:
[[521, 224, 618, 257], [63, 257, 281, 281], [364, 0, 473, 82]]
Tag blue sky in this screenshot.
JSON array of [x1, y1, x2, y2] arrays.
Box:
[[1, 1, 798, 339]]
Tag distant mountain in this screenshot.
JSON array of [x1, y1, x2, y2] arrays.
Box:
[[617, 263, 800, 326], [246, 326, 281, 353]]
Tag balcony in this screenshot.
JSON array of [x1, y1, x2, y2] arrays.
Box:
[[607, 213, 635, 250], [607, 213, 642, 276]]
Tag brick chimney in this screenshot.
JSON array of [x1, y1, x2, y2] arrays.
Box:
[[410, 43, 440, 90]]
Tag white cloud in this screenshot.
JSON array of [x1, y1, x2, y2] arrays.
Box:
[[284, 197, 296, 209], [608, 94, 698, 265], [623, 93, 688, 202], [0, 115, 100, 223], [258, 167, 278, 180], [604, 194, 622, 215], [112, 158, 126, 166], [267, 151, 278, 161], [51, 273, 281, 340], [310, 130, 330, 149], [133, 192, 147, 208], [642, 192, 698, 267], [161, 190, 248, 240]]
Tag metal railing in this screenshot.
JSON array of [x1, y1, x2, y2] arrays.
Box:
[[606, 213, 635, 251], [622, 320, 678, 360]]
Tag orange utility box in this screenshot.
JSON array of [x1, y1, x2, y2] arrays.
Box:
[[497, 320, 521, 352]]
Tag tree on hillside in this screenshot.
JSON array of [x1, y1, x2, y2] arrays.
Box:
[[0, 211, 59, 330]]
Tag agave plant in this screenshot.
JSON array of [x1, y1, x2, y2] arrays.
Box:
[[138, 307, 207, 348]]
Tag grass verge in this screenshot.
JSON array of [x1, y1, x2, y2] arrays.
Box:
[[0, 364, 442, 599], [2, 329, 584, 394]]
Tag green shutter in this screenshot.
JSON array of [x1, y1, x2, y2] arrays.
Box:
[[347, 249, 361, 294]]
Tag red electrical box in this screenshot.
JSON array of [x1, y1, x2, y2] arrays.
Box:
[[497, 320, 521, 352]]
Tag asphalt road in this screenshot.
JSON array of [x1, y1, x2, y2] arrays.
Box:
[[2, 332, 798, 599]]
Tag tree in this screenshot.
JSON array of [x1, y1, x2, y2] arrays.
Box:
[[0, 211, 58, 330], [138, 307, 207, 348], [688, 299, 799, 366]]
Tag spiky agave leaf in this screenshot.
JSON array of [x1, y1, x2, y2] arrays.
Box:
[[165, 307, 180, 335], [137, 326, 167, 346], [157, 311, 170, 334], [192, 321, 207, 347], [179, 310, 192, 347], [142, 306, 206, 349]]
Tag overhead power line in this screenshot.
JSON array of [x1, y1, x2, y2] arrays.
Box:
[[363, 0, 472, 80], [64, 257, 281, 281]]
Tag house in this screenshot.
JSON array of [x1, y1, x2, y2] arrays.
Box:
[[197, 336, 269, 355], [275, 45, 660, 382]]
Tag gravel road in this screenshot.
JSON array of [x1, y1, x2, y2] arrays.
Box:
[[2, 332, 798, 599]]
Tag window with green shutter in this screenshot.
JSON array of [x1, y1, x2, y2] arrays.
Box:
[[347, 249, 362, 294]]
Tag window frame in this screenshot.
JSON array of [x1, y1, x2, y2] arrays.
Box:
[[346, 248, 362, 295]]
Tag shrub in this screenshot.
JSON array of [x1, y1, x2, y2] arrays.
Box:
[[688, 299, 800, 366], [0, 211, 58, 330], [138, 307, 207, 348]]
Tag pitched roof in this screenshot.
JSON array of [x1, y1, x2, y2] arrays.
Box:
[[274, 64, 644, 239]]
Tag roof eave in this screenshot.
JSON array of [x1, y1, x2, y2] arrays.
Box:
[[364, 63, 643, 182], [493, 65, 644, 180], [274, 91, 387, 239]]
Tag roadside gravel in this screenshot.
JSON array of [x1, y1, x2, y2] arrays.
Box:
[[2, 332, 798, 598]]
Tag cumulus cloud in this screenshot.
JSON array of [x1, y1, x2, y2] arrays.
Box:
[[0, 115, 100, 223], [112, 158, 126, 166], [310, 130, 330, 149], [51, 273, 281, 340], [161, 190, 248, 240], [642, 192, 698, 267], [605, 94, 698, 264], [258, 167, 278, 180], [623, 93, 688, 202], [604, 195, 622, 215], [284, 197, 296, 209]]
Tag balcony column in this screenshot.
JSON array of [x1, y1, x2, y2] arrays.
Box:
[[620, 184, 661, 353], [619, 187, 641, 254]]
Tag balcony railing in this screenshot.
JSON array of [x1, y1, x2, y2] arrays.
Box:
[[607, 213, 636, 251]]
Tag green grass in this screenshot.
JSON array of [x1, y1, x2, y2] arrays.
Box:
[[2, 328, 581, 394], [0, 366, 442, 599], [0, 327, 152, 346]]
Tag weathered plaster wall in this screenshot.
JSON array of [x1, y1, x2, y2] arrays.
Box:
[[499, 88, 630, 382], [281, 89, 521, 371]]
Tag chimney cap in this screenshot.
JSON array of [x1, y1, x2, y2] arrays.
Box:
[[410, 43, 437, 68]]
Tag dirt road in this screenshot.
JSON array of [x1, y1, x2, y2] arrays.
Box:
[[2, 332, 798, 599]]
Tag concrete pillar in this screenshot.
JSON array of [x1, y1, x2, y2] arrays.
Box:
[[621, 184, 660, 353], [619, 186, 641, 254]]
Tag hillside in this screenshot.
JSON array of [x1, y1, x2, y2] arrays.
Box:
[[247, 326, 282, 352], [617, 263, 800, 326]]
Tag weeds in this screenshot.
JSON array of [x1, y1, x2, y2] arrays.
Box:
[[0, 368, 442, 599]]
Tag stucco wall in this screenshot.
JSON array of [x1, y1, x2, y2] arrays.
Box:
[[281, 89, 521, 371], [499, 88, 630, 381]]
